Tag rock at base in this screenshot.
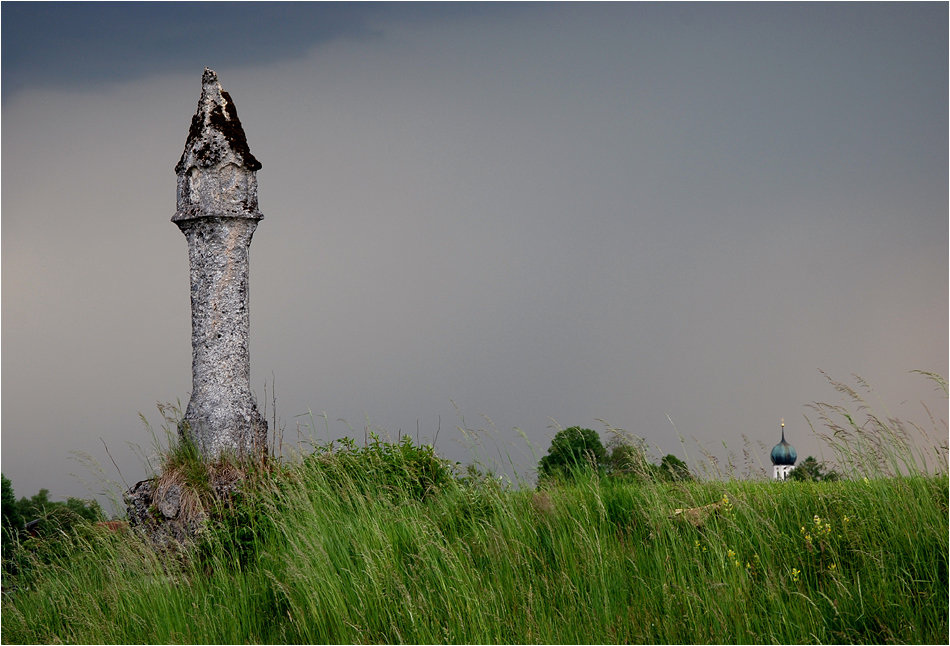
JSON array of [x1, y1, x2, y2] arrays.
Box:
[[124, 480, 206, 551]]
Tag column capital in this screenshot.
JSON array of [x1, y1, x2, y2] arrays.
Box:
[[173, 68, 263, 223]]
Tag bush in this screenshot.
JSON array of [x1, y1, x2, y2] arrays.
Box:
[[303, 434, 459, 502], [789, 456, 840, 482], [601, 433, 693, 483]]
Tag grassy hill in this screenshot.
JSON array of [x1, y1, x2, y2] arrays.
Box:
[[2, 442, 947, 644], [3, 373, 947, 643]]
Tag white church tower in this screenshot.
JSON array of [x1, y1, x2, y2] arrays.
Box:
[[770, 419, 797, 480]]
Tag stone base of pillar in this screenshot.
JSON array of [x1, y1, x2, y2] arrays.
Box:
[[124, 462, 247, 552]]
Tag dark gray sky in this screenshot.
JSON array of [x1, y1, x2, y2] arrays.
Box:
[[2, 2, 947, 507]]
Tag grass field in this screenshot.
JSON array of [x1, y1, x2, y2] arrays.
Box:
[[2, 375, 947, 644]]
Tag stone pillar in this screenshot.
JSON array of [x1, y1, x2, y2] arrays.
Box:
[[172, 68, 267, 461]]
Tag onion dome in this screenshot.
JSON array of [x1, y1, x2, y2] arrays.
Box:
[[770, 423, 797, 466]]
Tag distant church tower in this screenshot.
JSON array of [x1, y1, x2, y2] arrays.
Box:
[[770, 419, 797, 480]]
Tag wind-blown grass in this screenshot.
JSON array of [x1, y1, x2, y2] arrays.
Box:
[[3, 469, 946, 643], [2, 374, 947, 644], [806, 370, 948, 479]]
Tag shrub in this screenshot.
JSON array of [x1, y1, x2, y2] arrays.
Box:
[[303, 434, 459, 502], [603, 433, 693, 483], [789, 456, 840, 482]]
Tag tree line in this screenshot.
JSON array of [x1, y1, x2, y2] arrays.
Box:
[[537, 426, 838, 483], [2, 473, 104, 562]]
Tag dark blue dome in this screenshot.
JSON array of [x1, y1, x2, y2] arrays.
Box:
[[770, 428, 797, 466]]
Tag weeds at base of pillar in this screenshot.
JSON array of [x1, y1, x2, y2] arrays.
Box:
[[125, 403, 271, 555]]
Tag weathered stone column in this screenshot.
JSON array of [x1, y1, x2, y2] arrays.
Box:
[[172, 68, 267, 461]]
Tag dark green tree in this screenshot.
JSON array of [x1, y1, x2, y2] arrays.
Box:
[[658, 454, 693, 482], [2, 473, 24, 561], [2, 474, 22, 532], [789, 456, 840, 482], [3, 479, 104, 580], [538, 427, 606, 482], [604, 435, 654, 480], [16, 488, 51, 522], [15, 488, 103, 538], [601, 434, 693, 483]]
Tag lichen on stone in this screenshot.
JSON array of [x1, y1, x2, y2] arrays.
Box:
[[176, 68, 260, 174], [173, 68, 262, 221]]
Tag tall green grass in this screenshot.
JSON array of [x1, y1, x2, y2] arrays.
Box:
[[3, 467, 946, 643], [2, 375, 947, 644]]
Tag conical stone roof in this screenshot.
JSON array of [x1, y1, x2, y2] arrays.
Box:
[[173, 68, 262, 222]]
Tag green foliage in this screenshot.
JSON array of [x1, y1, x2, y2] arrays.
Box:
[[1, 474, 22, 531], [303, 433, 459, 502], [790, 455, 841, 482], [659, 453, 693, 481], [1, 485, 104, 540], [2, 475, 104, 584], [160, 427, 212, 495], [14, 489, 104, 532], [538, 426, 607, 481], [198, 468, 282, 573], [2, 473, 24, 562], [604, 435, 652, 478], [602, 434, 693, 483], [2, 467, 946, 644], [1, 374, 944, 644], [14, 487, 52, 520]]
